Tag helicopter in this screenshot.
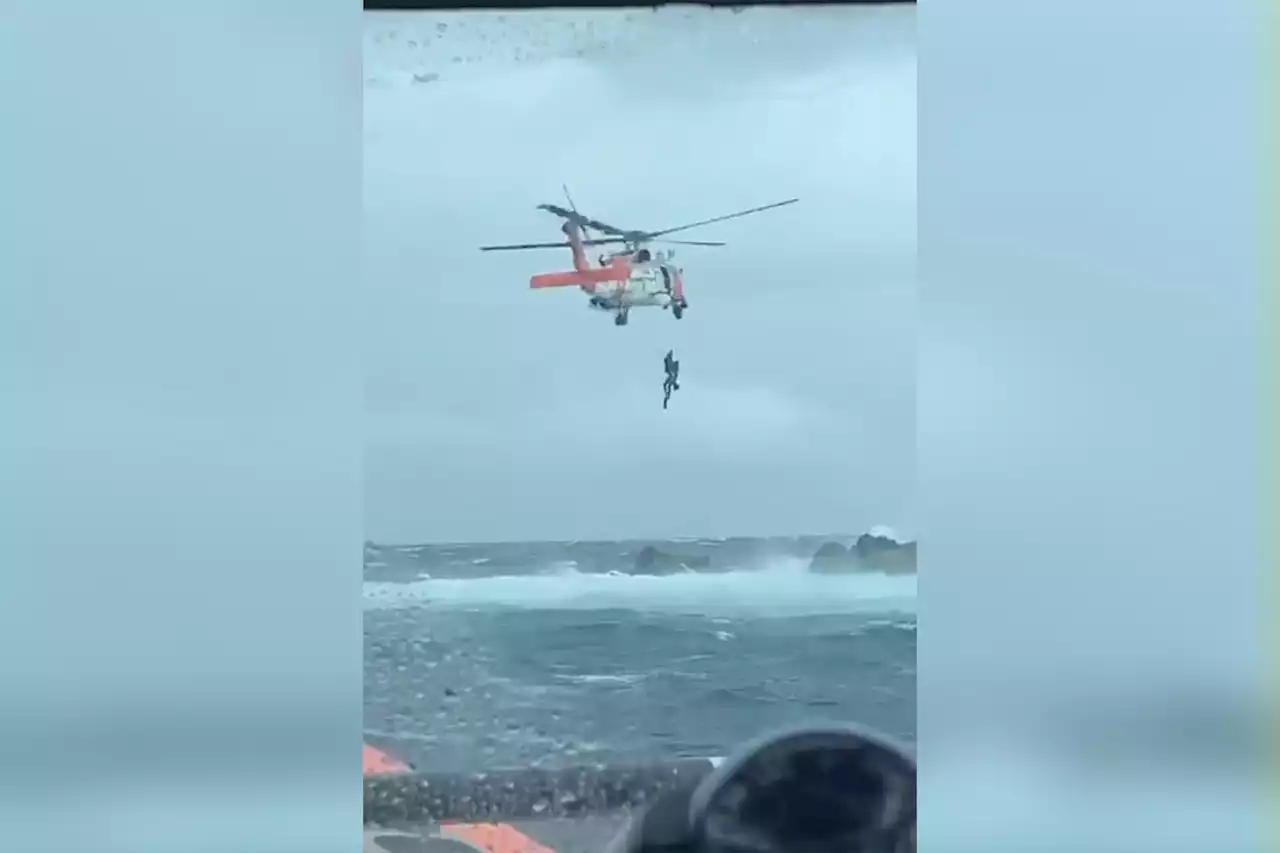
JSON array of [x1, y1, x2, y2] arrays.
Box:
[[479, 190, 799, 326]]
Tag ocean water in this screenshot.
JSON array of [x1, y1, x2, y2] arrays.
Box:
[[363, 536, 916, 772]]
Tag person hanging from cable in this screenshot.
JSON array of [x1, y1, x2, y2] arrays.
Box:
[[662, 349, 681, 410]]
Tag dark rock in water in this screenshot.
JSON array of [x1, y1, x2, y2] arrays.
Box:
[[854, 533, 916, 574], [632, 545, 711, 576], [807, 534, 916, 575], [807, 541, 854, 574], [812, 541, 850, 560]]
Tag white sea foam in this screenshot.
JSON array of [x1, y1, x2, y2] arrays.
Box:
[[866, 524, 908, 543], [363, 557, 915, 617]]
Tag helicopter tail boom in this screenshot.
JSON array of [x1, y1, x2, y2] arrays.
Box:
[[529, 265, 629, 289]]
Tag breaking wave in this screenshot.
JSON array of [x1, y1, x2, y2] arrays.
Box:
[[363, 557, 915, 618]]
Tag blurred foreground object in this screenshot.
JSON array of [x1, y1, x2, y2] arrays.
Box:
[[606, 723, 915, 853]]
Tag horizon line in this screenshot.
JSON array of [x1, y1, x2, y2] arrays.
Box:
[[365, 529, 907, 549]]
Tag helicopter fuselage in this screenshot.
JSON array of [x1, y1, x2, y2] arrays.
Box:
[[478, 194, 797, 326], [527, 223, 687, 326]]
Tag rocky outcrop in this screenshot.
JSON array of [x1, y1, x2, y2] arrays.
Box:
[[853, 532, 916, 573], [807, 533, 916, 575], [632, 545, 711, 576], [807, 541, 854, 573]]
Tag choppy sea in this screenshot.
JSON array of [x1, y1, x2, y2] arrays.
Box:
[[363, 536, 916, 772]]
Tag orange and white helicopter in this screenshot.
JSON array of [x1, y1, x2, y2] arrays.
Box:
[[480, 192, 799, 326]]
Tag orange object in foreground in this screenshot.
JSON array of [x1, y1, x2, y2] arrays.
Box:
[[363, 743, 410, 776], [443, 822, 559, 853]]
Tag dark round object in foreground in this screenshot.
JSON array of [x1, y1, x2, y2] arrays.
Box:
[[607, 724, 915, 853]]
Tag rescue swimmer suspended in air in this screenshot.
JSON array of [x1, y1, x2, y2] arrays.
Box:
[[663, 349, 680, 410], [479, 189, 798, 327]]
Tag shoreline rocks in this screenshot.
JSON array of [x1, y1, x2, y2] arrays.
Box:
[[632, 545, 711, 576], [807, 532, 916, 575]]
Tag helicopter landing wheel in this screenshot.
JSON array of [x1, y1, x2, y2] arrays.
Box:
[[672, 304, 684, 320], [615, 310, 629, 326]]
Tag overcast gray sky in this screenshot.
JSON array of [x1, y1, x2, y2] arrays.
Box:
[[363, 7, 916, 544]]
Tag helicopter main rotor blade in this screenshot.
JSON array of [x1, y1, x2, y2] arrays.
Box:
[[656, 239, 726, 247], [536, 204, 629, 236], [479, 237, 629, 252], [480, 241, 573, 251], [562, 185, 581, 218], [642, 198, 799, 240]]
